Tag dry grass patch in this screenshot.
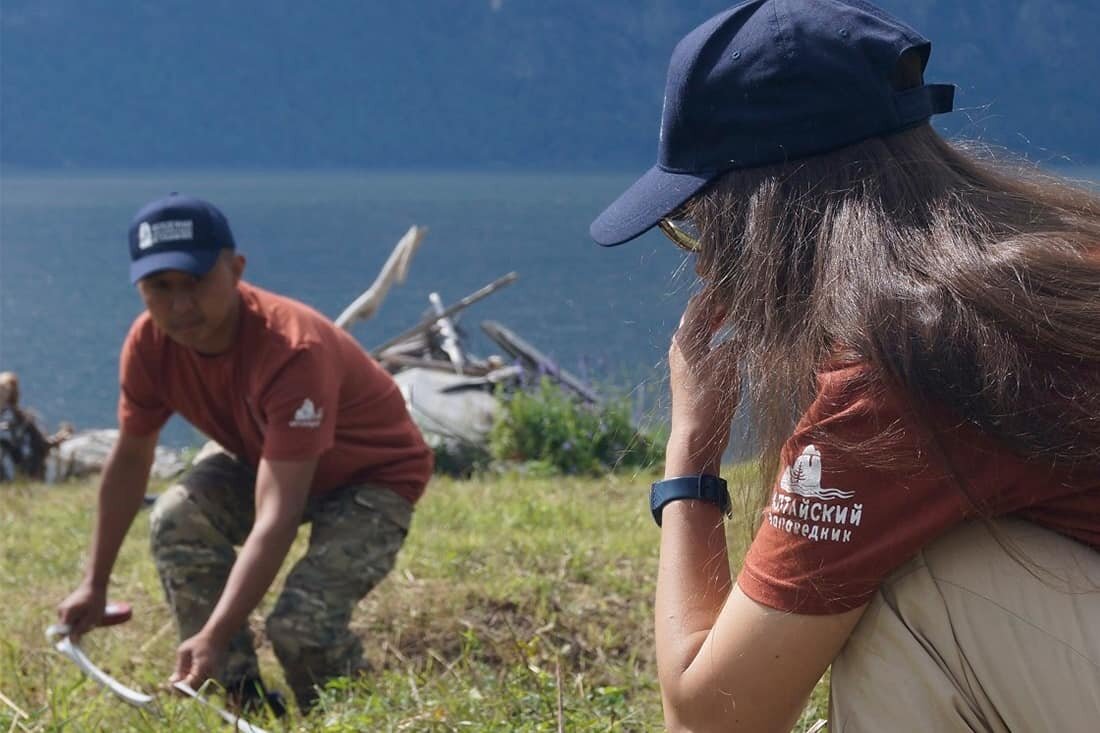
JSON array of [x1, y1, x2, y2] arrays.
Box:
[[0, 468, 828, 731]]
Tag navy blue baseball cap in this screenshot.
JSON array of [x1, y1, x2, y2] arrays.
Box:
[[127, 194, 236, 283], [591, 0, 956, 246]]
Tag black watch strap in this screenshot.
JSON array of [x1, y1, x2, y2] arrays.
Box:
[[650, 474, 731, 526]]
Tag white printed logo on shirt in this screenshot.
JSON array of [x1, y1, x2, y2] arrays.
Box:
[[769, 444, 864, 544], [289, 398, 323, 428], [779, 444, 856, 500]]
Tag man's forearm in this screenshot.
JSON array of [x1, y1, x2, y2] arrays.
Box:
[[86, 445, 154, 588], [198, 457, 314, 645], [201, 521, 298, 643]]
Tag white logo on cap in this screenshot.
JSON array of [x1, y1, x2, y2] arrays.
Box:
[[137, 222, 154, 250], [138, 219, 194, 250]]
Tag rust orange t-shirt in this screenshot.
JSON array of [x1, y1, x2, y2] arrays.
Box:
[[737, 363, 1100, 615], [118, 282, 432, 502]]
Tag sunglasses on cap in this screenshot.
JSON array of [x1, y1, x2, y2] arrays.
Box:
[[658, 209, 701, 253]]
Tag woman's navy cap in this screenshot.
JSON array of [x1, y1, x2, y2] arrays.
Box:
[[590, 0, 956, 246], [127, 193, 236, 283]]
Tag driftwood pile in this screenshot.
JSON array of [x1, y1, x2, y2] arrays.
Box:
[[336, 226, 599, 459]]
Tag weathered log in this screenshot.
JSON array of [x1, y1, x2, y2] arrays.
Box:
[[371, 272, 518, 355], [335, 225, 427, 329], [379, 354, 490, 376], [429, 291, 467, 373], [480, 320, 600, 404]]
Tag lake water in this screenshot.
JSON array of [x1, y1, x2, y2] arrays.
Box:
[[2, 167, 1097, 449], [0, 171, 693, 447]]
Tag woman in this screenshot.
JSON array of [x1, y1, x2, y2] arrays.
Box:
[[590, 1, 1100, 731]]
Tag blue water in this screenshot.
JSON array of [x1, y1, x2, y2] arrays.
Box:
[[0, 171, 693, 447], [2, 168, 1097, 449]]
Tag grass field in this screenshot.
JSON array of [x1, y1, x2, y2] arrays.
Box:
[[0, 467, 829, 732]]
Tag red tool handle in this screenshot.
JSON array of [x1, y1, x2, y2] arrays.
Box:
[[100, 602, 133, 627]]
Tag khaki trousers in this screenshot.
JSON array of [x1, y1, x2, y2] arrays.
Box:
[[830, 518, 1100, 732]]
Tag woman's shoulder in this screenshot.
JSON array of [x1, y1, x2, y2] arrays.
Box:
[[791, 356, 931, 475], [809, 357, 887, 420]]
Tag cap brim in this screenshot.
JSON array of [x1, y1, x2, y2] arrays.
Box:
[[590, 165, 716, 247], [129, 249, 220, 284]]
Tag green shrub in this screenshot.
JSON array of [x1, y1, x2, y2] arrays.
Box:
[[488, 379, 664, 474], [431, 438, 492, 478]]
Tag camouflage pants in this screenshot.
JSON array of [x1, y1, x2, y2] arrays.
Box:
[[148, 447, 412, 708]]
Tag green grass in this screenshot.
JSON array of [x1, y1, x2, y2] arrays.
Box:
[[0, 468, 829, 731]]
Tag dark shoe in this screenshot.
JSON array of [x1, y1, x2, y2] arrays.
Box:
[[225, 677, 288, 719]]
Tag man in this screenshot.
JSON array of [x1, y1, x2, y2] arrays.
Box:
[[57, 193, 433, 713]]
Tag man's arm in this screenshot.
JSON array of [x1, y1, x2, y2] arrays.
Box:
[[58, 429, 157, 637], [172, 456, 316, 687]]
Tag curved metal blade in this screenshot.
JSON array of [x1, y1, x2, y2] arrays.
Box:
[[172, 682, 270, 733], [52, 635, 155, 708]]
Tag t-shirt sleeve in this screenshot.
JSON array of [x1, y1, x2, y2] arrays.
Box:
[[259, 345, 339, 461], [736, 370, 972, 615], [117, 321, 172, 436]]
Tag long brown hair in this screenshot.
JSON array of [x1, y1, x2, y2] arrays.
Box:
[[689, 124, 1100, 508]]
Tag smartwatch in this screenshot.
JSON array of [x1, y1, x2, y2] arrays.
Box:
[[650, 474, 731, 526]]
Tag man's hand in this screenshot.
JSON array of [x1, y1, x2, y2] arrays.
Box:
[[62, 429, 157, 640], [170, 630, 227, 690], [56, 581, 107, 641]]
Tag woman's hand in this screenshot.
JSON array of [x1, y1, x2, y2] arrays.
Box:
[[666, 290, 741, 476]]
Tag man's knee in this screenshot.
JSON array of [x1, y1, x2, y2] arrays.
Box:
[[149, 483, 197, 555], [148, 483, 238, 574]]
